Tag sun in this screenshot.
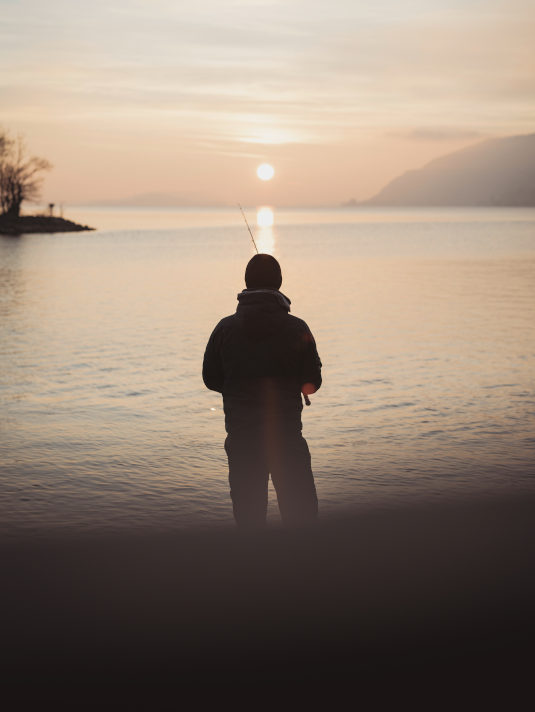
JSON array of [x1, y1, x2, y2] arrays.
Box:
[[257, 163, 275, 181]]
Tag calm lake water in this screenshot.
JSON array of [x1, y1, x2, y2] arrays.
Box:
[[1, 206, 535, 536]]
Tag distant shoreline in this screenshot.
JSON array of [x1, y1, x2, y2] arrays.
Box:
[[0, 214, 95, 236]]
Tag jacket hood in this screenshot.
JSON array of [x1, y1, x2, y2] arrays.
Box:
[[237, 289, 291, 312], [236, 289, 292, 343]]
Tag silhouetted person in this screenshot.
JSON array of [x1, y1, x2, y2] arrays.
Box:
[[203, 254, 322, 529]]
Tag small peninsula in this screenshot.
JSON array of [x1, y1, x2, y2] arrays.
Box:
[[1, 128, 94, 235], [0, 214, 95, 236]]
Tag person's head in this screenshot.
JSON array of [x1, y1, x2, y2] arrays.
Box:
[[245, 253, 282, 290]]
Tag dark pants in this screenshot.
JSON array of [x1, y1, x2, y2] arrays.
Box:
[[224, 426, 318, 529]]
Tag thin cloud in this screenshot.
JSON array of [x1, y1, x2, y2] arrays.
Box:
[[389, 129, 488, 142]]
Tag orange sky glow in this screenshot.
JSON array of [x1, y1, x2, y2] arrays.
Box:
[[1, 0, 534, 207]]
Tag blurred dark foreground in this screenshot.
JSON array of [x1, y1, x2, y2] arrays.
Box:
[[2, 492, 534, 697]]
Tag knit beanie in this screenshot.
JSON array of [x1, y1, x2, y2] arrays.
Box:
[[244, 253, 282, 290]]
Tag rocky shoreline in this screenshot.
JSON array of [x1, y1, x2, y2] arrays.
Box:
[[0, 214, 95, 236]]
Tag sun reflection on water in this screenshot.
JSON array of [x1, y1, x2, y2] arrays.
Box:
[[257, 206, 274, 227], [256, 206, 275, 254]]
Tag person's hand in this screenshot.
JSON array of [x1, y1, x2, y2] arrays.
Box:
[[301, 382, 317, 396]]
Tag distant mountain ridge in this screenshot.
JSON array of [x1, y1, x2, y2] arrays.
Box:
[[365, 133, 535, 207], [86, 192, 220, 207]]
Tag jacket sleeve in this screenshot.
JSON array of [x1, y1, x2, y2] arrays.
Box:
[[202, 326, 224, 393], [301, 327, 322, 391]]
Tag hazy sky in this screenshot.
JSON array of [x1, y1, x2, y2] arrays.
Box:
[[1, 0, 534, 206]]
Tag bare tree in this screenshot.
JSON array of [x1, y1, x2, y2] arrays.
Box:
[[0, 130, 52, 218]]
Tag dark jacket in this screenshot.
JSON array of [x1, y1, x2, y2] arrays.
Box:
[[203, 289, 322, 433]]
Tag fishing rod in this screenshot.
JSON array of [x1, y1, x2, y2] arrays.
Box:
[[237, 203, 311, 407], [238, 203, 259, 254]]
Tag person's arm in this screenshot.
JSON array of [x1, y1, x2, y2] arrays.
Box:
[[301, 328, 322, 395], [202, 326, 224, 393]]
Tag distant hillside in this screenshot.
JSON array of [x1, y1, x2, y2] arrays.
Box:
[[366, 133, 535, 207]]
